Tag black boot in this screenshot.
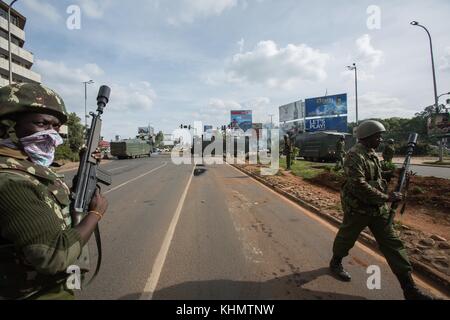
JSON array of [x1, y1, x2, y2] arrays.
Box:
[[329, 256, 351, 282], [397, 272, 435, 300]]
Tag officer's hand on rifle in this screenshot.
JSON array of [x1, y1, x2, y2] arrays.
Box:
[[88, 188, 108, 219], [79, 147, 103, 164], [388, 192, 404, 202]]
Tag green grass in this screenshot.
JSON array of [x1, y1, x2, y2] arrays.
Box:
[[279, 157, 326, 179]]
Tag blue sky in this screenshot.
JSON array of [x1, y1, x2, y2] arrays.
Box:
[[14, 0, 450, 140]]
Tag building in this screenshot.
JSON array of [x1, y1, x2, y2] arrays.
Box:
[[0, 1, 41, 87]]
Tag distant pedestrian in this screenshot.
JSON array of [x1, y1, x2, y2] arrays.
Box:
[[383, 139, 395, 163], [284, 134, 293, 170], [335, 135, 346, 170]]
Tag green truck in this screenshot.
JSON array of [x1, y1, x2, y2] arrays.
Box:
[[296, 132, 355, 162], [110, 139, 152, 159]]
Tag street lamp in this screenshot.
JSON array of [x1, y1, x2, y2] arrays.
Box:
[[437, 92, 450, 102], [347, 63, 359, 125], [83, 80, 94, 129], [8, 0, 19, 85], [410, 21, 444, 162]]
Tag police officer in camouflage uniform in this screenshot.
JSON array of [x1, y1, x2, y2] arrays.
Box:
[[329, 120, 434, 300], [335, 135, 346, 170], [284, 133, 293, 170], [0, 83, 108, 300], [382, 139, 395, 163]]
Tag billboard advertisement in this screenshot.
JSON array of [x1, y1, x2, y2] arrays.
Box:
[[204, 125, 213, 132], [427, 112, 450, 137], [305, 116, 348, 133], [280, 120, 305, 137], [138, 126, 154, 136], [231, 110, 253, 132], [305, 94, 347, 118], [279, 100, 304, 122]]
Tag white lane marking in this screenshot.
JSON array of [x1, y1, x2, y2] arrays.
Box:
[[109, 165, 129, 172], [225, 163, 449, 299], [104, 162, 167, 195], [140, 164, 196, 300]]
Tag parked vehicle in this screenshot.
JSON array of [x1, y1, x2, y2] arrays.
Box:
[[295, 132, 355, 162], [110, 139, 152, 159]]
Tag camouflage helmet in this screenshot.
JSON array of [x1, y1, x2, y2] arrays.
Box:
[[0, 83, 68, 124], [356, 120, 386, 140]]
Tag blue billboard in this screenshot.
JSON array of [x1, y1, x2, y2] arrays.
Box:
[[231, 110, 253, 132], [305, 94, 347, 118], [305, 116, 348, 133]]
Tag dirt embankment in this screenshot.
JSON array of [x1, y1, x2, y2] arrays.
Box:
[[307, 170, 450, 238]]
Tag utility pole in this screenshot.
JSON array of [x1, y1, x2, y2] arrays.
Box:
[[347, 63, 358, 125], [411, 21, 444, 162]]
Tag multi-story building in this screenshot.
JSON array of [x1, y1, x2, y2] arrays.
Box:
[[0, 1, 41, 87]]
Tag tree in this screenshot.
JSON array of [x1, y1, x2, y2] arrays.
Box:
[[55, 113, 85, 161], [67, 113, 85, 152], [155, 131, 164, 147]]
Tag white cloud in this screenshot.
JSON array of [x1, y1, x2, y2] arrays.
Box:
[[357, 92, 410, 120], [226, 40, 331, 89], [77, 0, 113, 19], [440, 46, 450, 72], [355, 34, 384, 69], [22, 0, 61, 23], [35, 59, 156, 119], [34, 60, 105, 96], [108, 82, 156, 113], [167, 0, 238, 25], [199, 97, 271, 126]]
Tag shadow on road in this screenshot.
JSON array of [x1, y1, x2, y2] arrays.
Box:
[[118, 267, 366, 300]]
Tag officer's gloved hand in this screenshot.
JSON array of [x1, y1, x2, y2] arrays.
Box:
[[388, 192, 404, 202]]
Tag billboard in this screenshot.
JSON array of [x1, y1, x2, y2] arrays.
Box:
[[427, 112, 450, 137], [279, 100, 304, 122], [305, 94, 347, 118], [280, 120, 305, 137], [204, 125, 213, 132], [231, 110, 253, 132], [305, 116, 348, 133], [138, 126, 154, 136]]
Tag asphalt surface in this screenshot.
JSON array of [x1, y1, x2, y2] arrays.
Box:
[[61, 155, 445, 300], [396, 164, 450, 179]]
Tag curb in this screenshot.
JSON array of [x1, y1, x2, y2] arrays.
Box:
[[231, 164, 450, 295]]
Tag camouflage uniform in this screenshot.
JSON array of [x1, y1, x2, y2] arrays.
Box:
[[382, 144, 395, 163], [332, 142, 412, 276], [335, 139, 346, 170], [284, 135, 293, 170], [0, 83, 88, 300]]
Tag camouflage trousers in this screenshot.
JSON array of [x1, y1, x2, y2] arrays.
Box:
[[332, 210, 413, 276]]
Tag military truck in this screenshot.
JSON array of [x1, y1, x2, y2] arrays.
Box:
[[296, 132, 355, 162], [110, 139, 152, 159]]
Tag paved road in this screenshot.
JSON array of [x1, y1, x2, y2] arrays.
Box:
[[314, 159, 449, 179], [395, 164, 450, 179], [61, 155, 445, 300]]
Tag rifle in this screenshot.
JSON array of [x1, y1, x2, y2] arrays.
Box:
[[71, 85, 112, 285], [386, 133, 418, 229]]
